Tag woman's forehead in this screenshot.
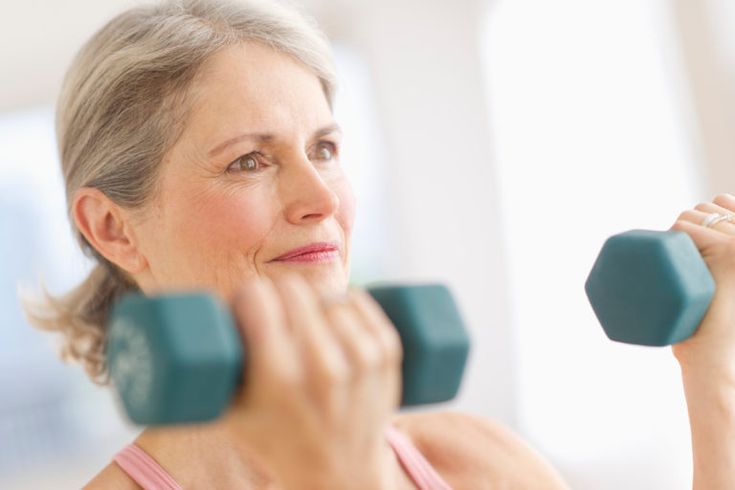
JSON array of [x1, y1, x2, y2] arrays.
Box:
[[185, 42, 332, 140]]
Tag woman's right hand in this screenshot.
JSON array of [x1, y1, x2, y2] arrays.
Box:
[[220, 273, 403, 490]]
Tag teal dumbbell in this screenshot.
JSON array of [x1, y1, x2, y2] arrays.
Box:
[[107, 284, 470, 425], [585, 230, 715, 346]]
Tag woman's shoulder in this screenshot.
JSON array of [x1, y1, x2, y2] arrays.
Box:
[[391, 410, 569, 489], [83, 462, 141, 490]]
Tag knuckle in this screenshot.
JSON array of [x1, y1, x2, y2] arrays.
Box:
[[233, 278, 260, 306], [359, 290, 391, 321], [371, 329, 401, 370], [277, 273, 302, 294], [253, 354, 300, 390], [320, 360, 351, 385], [348, 339, 381, 374], [384, 329, 403, 363], [273, 367, 302, 390], [385, 345, 403, 370], [694, 202, 709, 212], [713, 193, 732, 206], [391, 336, 404, 365], [380, 317, 401, 341], [671, 219, 688, 231]]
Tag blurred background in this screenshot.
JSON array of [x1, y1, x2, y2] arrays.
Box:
[[2, 0, 734, 487]]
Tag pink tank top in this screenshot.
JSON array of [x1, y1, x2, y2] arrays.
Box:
[[113, 426, 452, 490]]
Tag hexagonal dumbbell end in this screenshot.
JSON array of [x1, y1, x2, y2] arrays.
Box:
[[585, 230, 715, 346], [367, 284, 470, 405], [107, 293, 243, 425]]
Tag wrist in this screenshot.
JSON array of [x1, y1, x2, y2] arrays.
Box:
[[679, 361, 735, 439], [673, 338, 735, 381], [678, 355, 735, 490], [679, 360, 735, 390]]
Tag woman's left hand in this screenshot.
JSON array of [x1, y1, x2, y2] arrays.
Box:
[[669, 194, 735, 374]]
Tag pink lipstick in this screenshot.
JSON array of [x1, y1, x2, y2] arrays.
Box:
[[272, 242, 340, 263]]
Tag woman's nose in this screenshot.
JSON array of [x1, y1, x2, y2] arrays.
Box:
[[282, 159, 340, 224]]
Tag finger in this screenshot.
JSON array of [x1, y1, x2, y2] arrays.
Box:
[[321, 294, 382, 379], [349, 289, 403, 368], [712, 193, 735, 213], [273, 274, 349, 390], [319, 294, 387, 431], [231, 277, 298, 383], [671, 218, 723, 251], [679, 207, 735, 234], [348, 289, 403, 409]]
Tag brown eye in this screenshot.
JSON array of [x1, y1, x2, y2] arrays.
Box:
[[227, 153, 260, 173], [312, 141, 336, 162]]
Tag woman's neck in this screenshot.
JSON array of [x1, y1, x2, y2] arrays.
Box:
[[135, 421, 276, 488]]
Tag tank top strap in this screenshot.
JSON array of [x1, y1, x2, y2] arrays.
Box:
[[384, 425, 454, 490], [113, 443, 183, 490]]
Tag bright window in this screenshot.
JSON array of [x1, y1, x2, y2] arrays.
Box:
[[484, 1, 700, 487]]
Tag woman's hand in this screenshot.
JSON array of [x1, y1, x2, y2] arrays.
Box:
[[670, 194, 735, 373], [669, 194, 735, 490], [220, 273, 403, 490]]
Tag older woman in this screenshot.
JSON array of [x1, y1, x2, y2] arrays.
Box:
[[27, 0, 735, 488]]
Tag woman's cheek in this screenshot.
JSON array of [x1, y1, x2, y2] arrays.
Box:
[[219, 196, 274, 245], [191, 193, 275, 292], [185, 190, 274, 255]]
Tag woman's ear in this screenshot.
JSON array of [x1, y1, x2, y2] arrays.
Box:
[[72, 187, 147, 274]]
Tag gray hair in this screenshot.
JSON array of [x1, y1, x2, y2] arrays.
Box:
[[24, 0, 337, 383]]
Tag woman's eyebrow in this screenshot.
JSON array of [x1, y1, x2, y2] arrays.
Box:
[[207, 123, 342, 158], [311, 122, 342, 140]]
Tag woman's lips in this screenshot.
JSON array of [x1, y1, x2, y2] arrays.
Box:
[[272, 242, 340, 263], [275, 250, 340, 263]]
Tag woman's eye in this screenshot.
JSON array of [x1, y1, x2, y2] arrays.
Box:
[[312, 141, 337, 162], [227, 153, 261, 173]]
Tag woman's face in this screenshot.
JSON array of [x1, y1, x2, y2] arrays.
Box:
[[132, 42, 355, 299]]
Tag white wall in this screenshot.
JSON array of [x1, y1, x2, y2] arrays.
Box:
[[0, 1, 140, 112], [671, 0, 735, 195]]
